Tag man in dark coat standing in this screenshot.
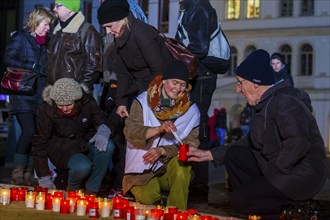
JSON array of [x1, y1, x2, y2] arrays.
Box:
[[187, 49, 326, 219]]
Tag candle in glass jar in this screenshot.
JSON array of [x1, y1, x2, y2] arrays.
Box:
[[77, 199, 87, 216], [35, 192, 45, 210], [178, 143, 189, 162], [1, 188, 10, 205], [60, 199, 70, 214], [100, 199, 111, 217], [52, 196, 61, 212], [45, 193, 52, 210], [25, 192, 35, 208], [68, 197, 77, 213], [88, 201, 99, 218], [10, 187, 18, 202]]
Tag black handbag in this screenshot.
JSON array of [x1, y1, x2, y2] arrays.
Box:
[[1, 67, 38, 96]]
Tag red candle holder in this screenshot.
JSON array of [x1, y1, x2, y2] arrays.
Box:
[[124, 206, 135, 220], [163, 213, 175, 220], [187, 209, 198, 216], [167, 206, 178, 214], [45, 193, 53, 210], [10, 187, 18, 201], [150, 208, 164, 220], [201, 216, 213, 220], [54, 191, 64, 200], [176, 212, 188, 220], [60, 199, 70, 214], [17, 189, 25, 201], [113, 197, 124, 219], [88, 202, 99, 218], [178, 143, 189, 162]]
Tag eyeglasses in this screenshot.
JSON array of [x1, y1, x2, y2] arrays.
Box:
[[236, 78, 245, 86], [54, 3, 63, 8]]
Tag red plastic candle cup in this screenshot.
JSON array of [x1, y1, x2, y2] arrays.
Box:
[[45, 193, 53, 210], [17, 189, 25, 201], [88, 202, 99, 218], [60, 199, 70, 214], [10, 187, 18, 201], [178, 143, 189, 162], [163, 213, 175, 220], [167, 206, 178, 214]]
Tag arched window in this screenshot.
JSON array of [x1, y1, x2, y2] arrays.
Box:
[[300, 44, 313, 76], [228, 46, 238, 76], [244, 45, 256, 58], [280, 44, 292, 73]]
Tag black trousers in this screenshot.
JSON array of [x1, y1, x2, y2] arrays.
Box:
[[189, 76, 217, 192], [225, 146, 296, 218]]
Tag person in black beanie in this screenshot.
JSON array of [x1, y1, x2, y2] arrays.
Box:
[[97, 0, 172, 118], [186, 49, 326, 219]]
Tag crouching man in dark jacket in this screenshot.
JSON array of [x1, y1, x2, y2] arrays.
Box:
[[32, 78, 115, 195], [187, 50, 326, 219]]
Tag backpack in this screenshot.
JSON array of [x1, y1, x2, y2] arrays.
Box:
[[201, 20, 231, 75]]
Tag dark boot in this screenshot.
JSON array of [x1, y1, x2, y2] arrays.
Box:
[[11, 166, 24, 185], [24, 168, 36, 186]]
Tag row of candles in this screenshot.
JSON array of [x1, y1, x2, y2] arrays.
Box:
[[0, 185, 241, 219]]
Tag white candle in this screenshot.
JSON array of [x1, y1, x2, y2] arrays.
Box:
[[35, 194, 45, 210], [26, 194, 35, 208], [100, 201, 111, 217], [76, 200, 87, 216], [68, 197, 77, 213], [52, 197, 61, 212], [1, 189, 10, 205]]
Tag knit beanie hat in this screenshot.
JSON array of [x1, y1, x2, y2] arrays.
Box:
[[49, 78, 83, 105], [57, 0, 81, 13], [163, 60, 189, 83], [97, 0, 130, 25], [235, 49, 275, 85]]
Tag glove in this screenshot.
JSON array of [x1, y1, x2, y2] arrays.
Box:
[[89, 124, 111, 152], [38, 175, 56, 189], [32, 63, 45, 74]]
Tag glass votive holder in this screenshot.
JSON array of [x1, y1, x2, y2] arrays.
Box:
[[25, 191, 35, 208], [99, 199, 111, 217], [1, 188, 11, 205], [35, 192, 45, 211], [52, 196, 61, 212], [76, 199, 87, 216]]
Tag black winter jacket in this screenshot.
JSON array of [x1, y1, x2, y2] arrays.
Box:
[[175, 0, 218, 77], [4, 30, 48, 114], [113, 13, 172, 107], [211, 80, 326, 200], [32, 94, 114, 177]]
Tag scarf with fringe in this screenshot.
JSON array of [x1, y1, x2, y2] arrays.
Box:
[[147, 75, 192, 121]]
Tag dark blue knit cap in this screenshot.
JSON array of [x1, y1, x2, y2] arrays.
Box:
[[236, 49, 275, 85]]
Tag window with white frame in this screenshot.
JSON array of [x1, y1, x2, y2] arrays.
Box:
[[280, 0, 293, 17], [247, 0, 260, 19], [300, 44, 313, 76], [227, 0, 240, 19], [280, 44, 292, 73]]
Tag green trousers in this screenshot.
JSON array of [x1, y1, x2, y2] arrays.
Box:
[[131, 157, 191, 210]]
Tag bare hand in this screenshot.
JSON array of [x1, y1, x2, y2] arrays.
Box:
[[143, 148, 162, 164], [159, 121, 176, 133], [187, 147, 213, 162], [116, 105, 129, 118]]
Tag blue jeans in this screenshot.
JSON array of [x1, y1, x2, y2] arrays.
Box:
[[67, 139, 115, 192]]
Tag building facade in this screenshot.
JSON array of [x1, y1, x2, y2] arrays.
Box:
[[2, 0, 329, 151]]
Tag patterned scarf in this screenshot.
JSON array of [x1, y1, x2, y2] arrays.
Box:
[[147, 75, 192, 121]]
